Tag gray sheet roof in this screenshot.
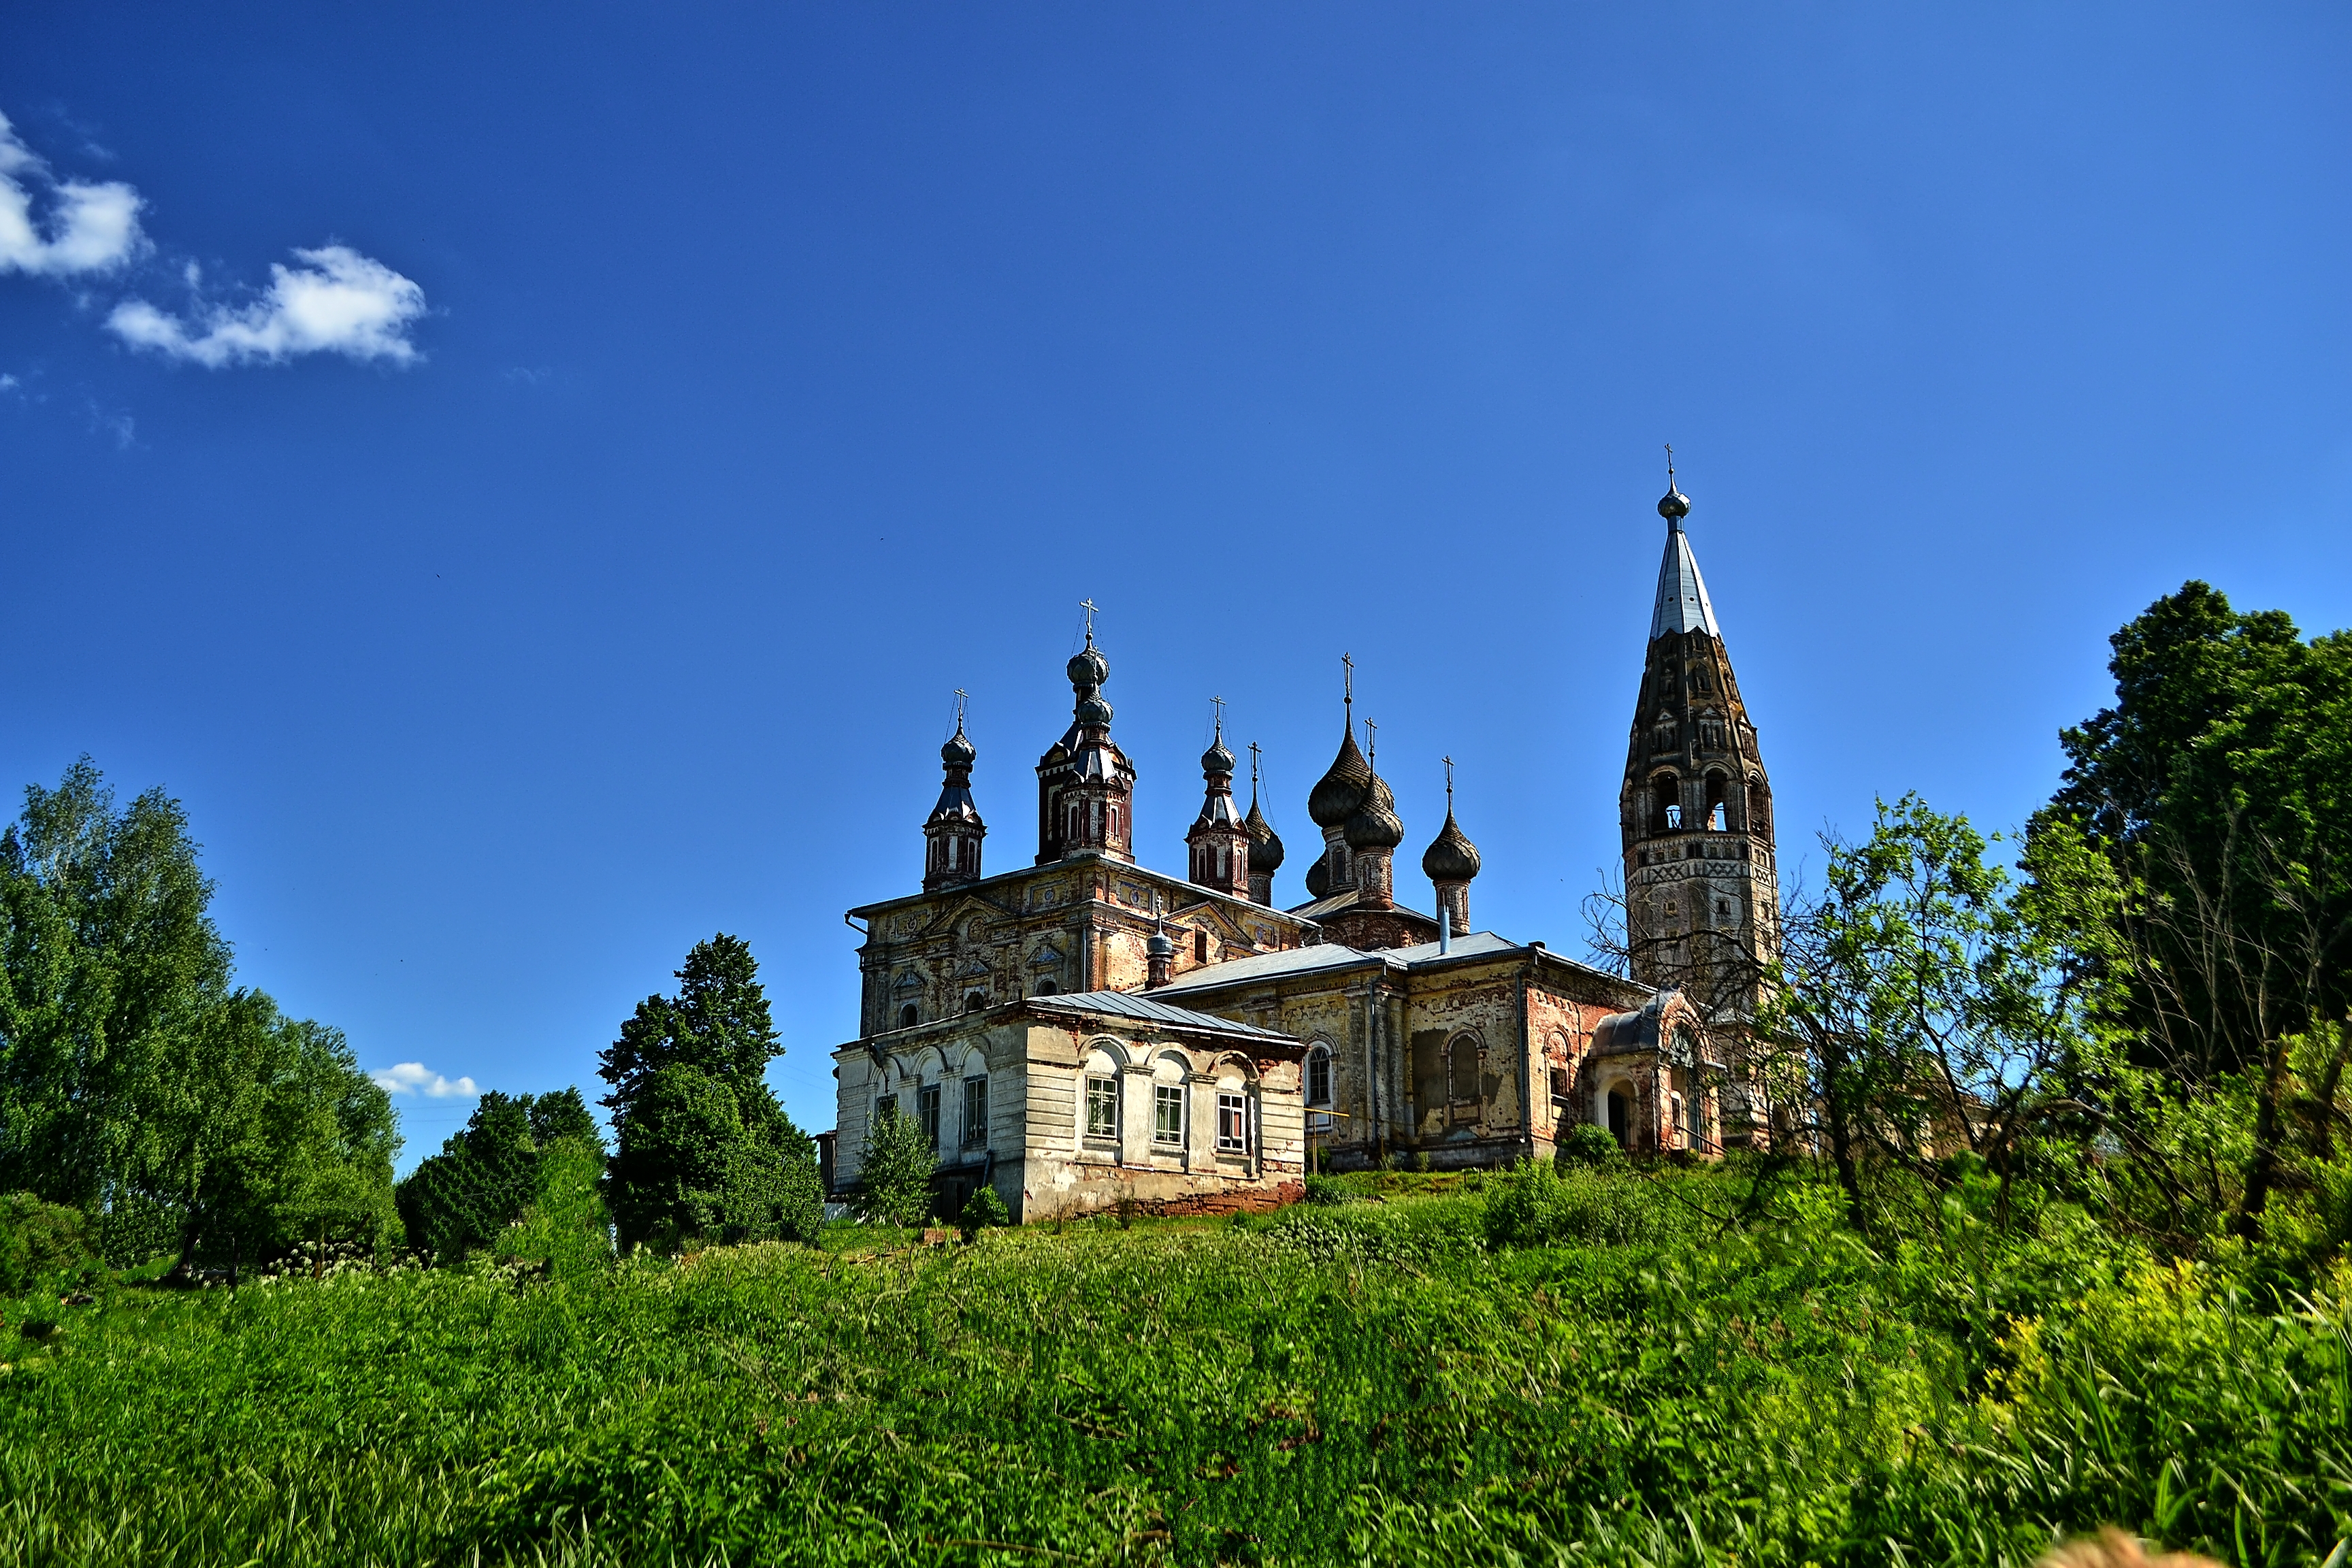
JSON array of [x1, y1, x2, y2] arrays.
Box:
[[1155, 929, 1528, 994], [1650, 522, 1720, 639], [1024, 989, 1298, 1043]]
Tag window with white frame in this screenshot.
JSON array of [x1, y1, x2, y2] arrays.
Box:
[[1216, 1091, 1250, 1153], [1153, 1083, 1184, 1145], [961, 1075, 987, 1149], [1085, 1074, 1118, 1140], [1305, 1044, 1333, 1131]]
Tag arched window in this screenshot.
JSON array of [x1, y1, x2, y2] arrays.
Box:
[[898, 1003, 919, 1030], [1034, 978, 1059, 996], [1746, 776, 1771, 835], [964, 991, 987, 1013], [1704, 772, 1730, 831], [1649, 774, 1680, 836], [1446, 1034, 1482, 1127], [1606, 1086, 1631, 1147], [1305, 1043, 1334, 1131]]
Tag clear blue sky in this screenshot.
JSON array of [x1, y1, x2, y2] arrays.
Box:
[[5, 5, 2347, 1166]]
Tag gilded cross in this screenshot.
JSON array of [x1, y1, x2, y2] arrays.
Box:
[[952, 688, 968, 732]]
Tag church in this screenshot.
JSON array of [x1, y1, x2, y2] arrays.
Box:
[[828, 468, 1780, 1223]]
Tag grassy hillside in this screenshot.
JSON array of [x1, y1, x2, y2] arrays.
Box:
[[1, 1166, 2346, 1567]]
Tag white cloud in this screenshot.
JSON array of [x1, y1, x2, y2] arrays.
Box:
[[109, 244, 427, 368], [371, 1062, 480, 1099], [0, 110, 144, 276]]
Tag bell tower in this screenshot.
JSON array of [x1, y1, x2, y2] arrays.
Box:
[[921, 691, 985, 892], [1618, 457, 1779, 1014], [1035, 604, 1138, 865]]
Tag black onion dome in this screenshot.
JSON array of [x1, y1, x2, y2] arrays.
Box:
[[1067, 645, 1109, 689], [1202, 738, 1237, 774], [1076, 696, 1113, 728], [1245, 798, 1284, 874], [1422, 808, 1481, 883], [1344, 772, 1404, 850], [1658, 484, 1690, 521], [1306, 727, 1371, 828], [941, 728, 977, 766], [1303, 851, 1330, 898]]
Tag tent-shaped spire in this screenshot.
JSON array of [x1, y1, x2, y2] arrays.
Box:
[[1648, 514, 1720, 640]]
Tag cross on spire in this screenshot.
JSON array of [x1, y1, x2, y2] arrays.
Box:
[[1665, 442, 1676, 486], [951, 687, 968, 734], [1443, 754, 1454, 805], [1079, 598, 1098, 647], [1248, 740, 1262, 800], [1341, 651, 1354, 710], [1210, 693, 1226, 738], [1364, 718, 1377, 769]]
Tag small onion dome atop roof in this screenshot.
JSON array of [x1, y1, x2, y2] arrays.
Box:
[[1306, 725, 1372, 827], [1201, 736, 1236, 775], [1067, 644, 1109, 689], [1303, 849, 1330, 898], [1422, 808, 1481, 883], [1658, 483, 1690, 522], [1075, 696, 1113, 728], [941, 727, 976, 767], [1344, 772, 1404, 851], [1145, 924, 1175, 959], [1245, 798, 1284, 874]]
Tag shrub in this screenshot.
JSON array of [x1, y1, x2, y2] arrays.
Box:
[[0, 1192, 94, 1292], [959, 1183, 1010, 1237], [1482, 1158, 1682, 1250], [1556, 1124, 1624, 1169], [858, 1106, 937, 1228]]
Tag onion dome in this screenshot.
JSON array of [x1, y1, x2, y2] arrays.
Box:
[[1202, 735, 1237, 775], [1067, 642, 1109, 690], [1658, 483, 1690, 522], [1245, 798, 1284, 874], [1145, 924, 1175, 960], [1344, 771, 1404, 851], [1076, 695, 1113, 728], [1422, 807, 1481, 883], [941, 728, 977, 767], [1303, 849, 1330, 898], [1307, 725, 1371, 828]]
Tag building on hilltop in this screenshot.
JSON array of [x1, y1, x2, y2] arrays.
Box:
[[830, 468, 1779, 1222]]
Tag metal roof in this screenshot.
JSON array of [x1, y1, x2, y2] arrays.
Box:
[[1024, 989, 1298, 1043], [1649, 523, 1720, 640], [1152, 943, 1382, 992]]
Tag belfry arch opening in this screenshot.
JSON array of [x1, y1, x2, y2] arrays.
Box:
[[1704, 772, 1731, 832], [1648, 774, 1680, 835]]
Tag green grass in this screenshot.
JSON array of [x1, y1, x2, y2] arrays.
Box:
[[1, 1170, 2346, 1567]]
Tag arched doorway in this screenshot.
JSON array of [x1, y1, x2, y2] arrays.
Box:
[[1606, 1086, 1631, 1147]]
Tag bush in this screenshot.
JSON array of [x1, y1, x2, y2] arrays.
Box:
[[0, 1192, 94, 1292], [1556, 1123, 1624, 1169], [1482, 1158, 1683, 1250], [858, 1106, 937, 1228], [959, 1183, 1010, 1237]]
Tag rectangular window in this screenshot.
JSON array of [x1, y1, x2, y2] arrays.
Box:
[[917, 1084, 941, 1149], [1216, 1092, 1250, 1153], [875, 1094, 897, 1126], [961, 1075, 988, 1149], [1154, 1083, 1184, 1145], [1085, 1075, 1118, 1139], [1194, 930, 1209, 964], [1550, 1066, 1572, 1110]]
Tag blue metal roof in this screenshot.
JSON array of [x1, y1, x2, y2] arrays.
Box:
[[1025, 989, 1298, 1043]]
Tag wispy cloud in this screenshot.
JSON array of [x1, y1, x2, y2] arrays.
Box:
[[0, 110, 144, 277], [110, 245, 427, 368], [1, 104, 427, 370], [371, 1062, 480, 1099]]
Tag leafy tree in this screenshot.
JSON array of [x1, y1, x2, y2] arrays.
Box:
[[599, 936, 821, 1251], [2042, 583, 2351, 1238], [0, 760, 397, 1273], [859, 1105, 938, 1228], [395, 1089, 603, 1264]]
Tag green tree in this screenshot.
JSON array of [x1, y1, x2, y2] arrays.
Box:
[[0, 760, 397, 1272], [598, 936, 821, 1250], [859, 1105, 938, 1228], [395, 1088, 611, 1265]]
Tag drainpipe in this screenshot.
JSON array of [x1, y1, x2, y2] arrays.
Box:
[[1439, 903, 1452, 956], [1363, 983, 1384, 1166]]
